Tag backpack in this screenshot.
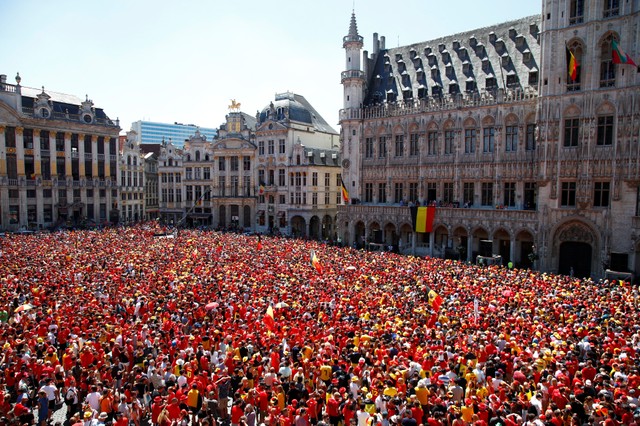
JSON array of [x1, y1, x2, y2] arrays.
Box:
[[65, 388, 76, 406]]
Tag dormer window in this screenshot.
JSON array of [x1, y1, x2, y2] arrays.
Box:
[[495, 38, 505, 52], [431, 66, 439, 78], [523, 48, 532, 62], [409, 49, 417, 60], [395, 53, 403, 61], [482, 57, 490, 72], [424, 46, 432, 56], [453, 40, 460, 50], [462, 60, 472, 73], [489, 32, 497, 43], [501, 53, 511, 67], [449, 81, 459, 94], [469, 36, 477, 47], [428, 53, 437, 66], [516, 34, 525, 47], [529, 69, 539, 86], [486, 75, 497, 90], [438, 43, 446, 53], [475, 43, 485, 56], [506, 71, 519, 87], [442, 50, 450, 63], [466, 77, 476, 92], [432, 84, 442, 98]]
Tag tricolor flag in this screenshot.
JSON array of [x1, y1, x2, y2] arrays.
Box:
[[410, 206, 436, 233], [566, 46, 579, 82], [612, 39, 637, 67], [310, 250, 323, 274], [259, 180, 265, 195], [428, 289, 443, 312], [263, 305, 275, 331], [340, 177, 350, 204], [257, 235, 263, 251]]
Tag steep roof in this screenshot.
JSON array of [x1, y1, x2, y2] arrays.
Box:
[[364, 15, 541, 105]]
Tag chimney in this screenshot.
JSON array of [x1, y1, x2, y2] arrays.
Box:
[[380, 36, 386, 50], [373, 33, 379, 55], [0, 74, 6, 84]]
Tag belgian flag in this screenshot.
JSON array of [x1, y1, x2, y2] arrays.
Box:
[[566, 46, 579, 82], [410, 206, 436, 233]]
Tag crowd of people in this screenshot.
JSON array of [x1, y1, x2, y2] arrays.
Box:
[[0, 223, 638, 426]]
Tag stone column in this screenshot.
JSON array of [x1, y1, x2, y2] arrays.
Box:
[[467, 235, 473, 262], [0, 125, 7, 176], [429, 231, 435, 257], [510, 236, 516, 265]]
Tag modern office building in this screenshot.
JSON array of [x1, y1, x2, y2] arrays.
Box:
[[131, 120, 217, 148], [0, 73, 121, 230], [337, 1, 640, 279]]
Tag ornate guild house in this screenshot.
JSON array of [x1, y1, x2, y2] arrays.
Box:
[[337, 1, 640, 279]]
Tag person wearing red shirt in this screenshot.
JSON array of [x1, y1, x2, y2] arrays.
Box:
[[326, 392, 342, 426], [231, 399, 245, 426], [166, 397, 181, 421], [151, 396, 165, 425]]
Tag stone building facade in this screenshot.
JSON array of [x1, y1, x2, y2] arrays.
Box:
[[337, 1, 640, 278], [0, 73, 120, 230], [157, 95, 342, 236]]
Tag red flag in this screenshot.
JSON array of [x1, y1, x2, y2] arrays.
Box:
[[567, 46, 579, 81], [257, 235, 263, 250], [263, 306, 275, 332]]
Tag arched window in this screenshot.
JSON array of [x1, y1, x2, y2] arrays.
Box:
[[599, 33, 618, 88], [195, 151, 201, 161], [567, 40, 584, 92]]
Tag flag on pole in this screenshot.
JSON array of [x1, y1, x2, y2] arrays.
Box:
[[263, 305, 275, 331], [410, 206, 436, 233], [259, 181, 265, 195], [612, 39, 637, 66], [340, 177, 350, 204], [310, 250, 323, 274], [566, 46, 579, 81]]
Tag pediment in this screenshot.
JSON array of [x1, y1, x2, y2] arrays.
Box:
[[257, 120, 287, 132], [0, 102, 22, 126]]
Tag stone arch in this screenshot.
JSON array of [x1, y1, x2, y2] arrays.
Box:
[[515, 228, 536, 268], [471, 226, 490, 258], [492, 227, 512, 265], [525, 112, 536, 124], [321, 214, 333, 240], [433, 224, 450, 257], [398, 223, 414, 252], [481, 115, 495, 127], [426, 120, 439, 131], [443, 119, 455, 130], [408, 121, 420, 133], [597, 30, 620, 47], [552, 218, 600, 278], [563, 104, 581, 118], [383, 222, 398, 246], [595, 101, 616, 116], [290, 215, 307, 238], [463, 117, 477, 128], [504, 113, 519, 126], [309, 215, 321, 240]]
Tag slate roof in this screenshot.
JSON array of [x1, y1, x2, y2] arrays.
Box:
[[303, 146, 341, 167], [364, 15, 541, 105], [20, 86, 112, 121], [259, 92, 338, 135]]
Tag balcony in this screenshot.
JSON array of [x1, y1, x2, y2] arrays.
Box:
[[338, 204, 538, 227]]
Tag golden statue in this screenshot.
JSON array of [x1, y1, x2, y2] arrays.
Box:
[[229, 99, 241, 111]]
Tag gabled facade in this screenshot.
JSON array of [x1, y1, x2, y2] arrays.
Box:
[[0, 73, 120, 230], [119, 130, 145, 222]]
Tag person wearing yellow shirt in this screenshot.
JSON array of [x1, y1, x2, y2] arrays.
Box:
[[382, 380, 398, 398], [415, 381, 430, 409]]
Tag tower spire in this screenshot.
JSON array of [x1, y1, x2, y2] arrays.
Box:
[[346, 11, 361, 43]]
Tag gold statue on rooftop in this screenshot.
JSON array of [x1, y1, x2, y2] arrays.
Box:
[[229, 99, 241, 111]]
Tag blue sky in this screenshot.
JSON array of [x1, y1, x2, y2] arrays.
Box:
[[1, 0, 540, 134]]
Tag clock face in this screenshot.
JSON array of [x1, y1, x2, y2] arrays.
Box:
[[342, 159, 351, 169], [83, 114, 92, 123]]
